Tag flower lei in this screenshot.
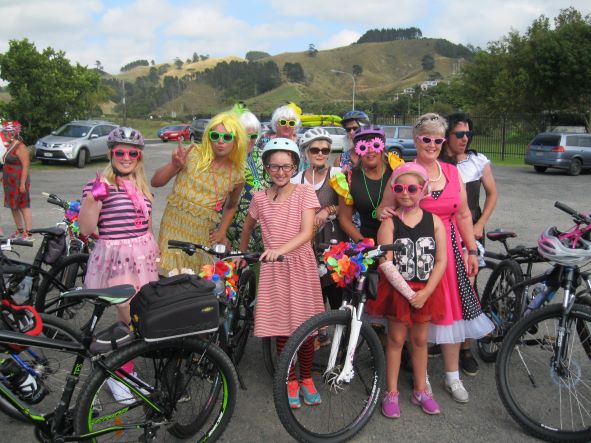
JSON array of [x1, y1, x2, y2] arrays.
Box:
[[64, 200, 81, 234], [322, 238, 376, 287], [354, 137, 385, 156], [199, 260, 239, 300]]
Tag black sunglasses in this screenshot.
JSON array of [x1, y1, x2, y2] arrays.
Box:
[[453, 130, 473, 139], [309, 147, 331, 155]]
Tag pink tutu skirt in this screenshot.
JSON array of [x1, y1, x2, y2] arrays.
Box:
[[84, 232, 160, 293]]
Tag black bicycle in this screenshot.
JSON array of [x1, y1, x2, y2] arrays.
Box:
[[0, 273, 238, 441], [167, 240, 265, 386], [273, 241, 400, 443], [495, 202, 591, 442], [476, 229, 547, 361]]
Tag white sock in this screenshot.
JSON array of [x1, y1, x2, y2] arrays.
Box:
[[445, 371, 460, 384]]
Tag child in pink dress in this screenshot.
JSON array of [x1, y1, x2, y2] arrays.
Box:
[[240, 138, 324, 409]]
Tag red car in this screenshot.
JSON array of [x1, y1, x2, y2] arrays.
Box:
[[159, 124, 191, 142]]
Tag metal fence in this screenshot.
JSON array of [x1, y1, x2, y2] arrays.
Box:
[[372, 113, 585, 160]]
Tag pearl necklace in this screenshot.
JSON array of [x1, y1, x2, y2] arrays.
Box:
[[429, 161, 443, 183]]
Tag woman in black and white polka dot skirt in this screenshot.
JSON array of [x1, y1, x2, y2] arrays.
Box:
[[377, 113, 494, 404]]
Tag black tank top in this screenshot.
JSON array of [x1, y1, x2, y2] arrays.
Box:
[[392, 211, 436, 282]]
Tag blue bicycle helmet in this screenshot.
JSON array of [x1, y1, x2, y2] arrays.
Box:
[[341, 110, 370, 127]]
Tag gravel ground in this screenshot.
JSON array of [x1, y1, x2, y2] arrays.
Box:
[[1, 142, 589, 442]]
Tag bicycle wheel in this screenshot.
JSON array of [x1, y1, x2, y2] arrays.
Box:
[[226, 269, 255, 365], [477, 258, 524, 362], [273, 309, 385, 443], [0, 314, 85, 421], [35, 253, 90, 331], [473, 258, 496, 299], [74, 337, 238, 442], [496, 303, 591, 442]]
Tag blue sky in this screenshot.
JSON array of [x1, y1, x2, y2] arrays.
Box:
[[1, 0, 589, 73]]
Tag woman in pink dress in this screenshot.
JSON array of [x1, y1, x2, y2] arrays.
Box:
[[240, 138, 324, 410], [378, 113, 493, 404]]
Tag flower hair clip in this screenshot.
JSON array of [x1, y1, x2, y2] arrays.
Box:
[[369, 137, 385, 154]]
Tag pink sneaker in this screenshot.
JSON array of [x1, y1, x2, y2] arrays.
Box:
[[411, 389, 440, 415], [381, 391, 400, 418]]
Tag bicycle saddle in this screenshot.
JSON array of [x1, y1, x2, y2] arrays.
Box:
[[487, 229, 517, 242], [61, 284, 136, 304], [29, 227, 65, 237]]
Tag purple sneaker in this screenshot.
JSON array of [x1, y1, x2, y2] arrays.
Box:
[[411, 389, 441, 415], [381, 391, 400, 418]]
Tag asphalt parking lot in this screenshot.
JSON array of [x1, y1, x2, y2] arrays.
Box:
[[1, 142, 589, 442]]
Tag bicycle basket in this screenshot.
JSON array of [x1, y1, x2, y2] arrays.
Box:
[[43, 230, 67, 265], [131, 274, 218, 342]]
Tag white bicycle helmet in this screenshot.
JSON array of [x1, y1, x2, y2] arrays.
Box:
[[299, 127, 332, 150], [537, 226, 591, 267], [262, 137, 300, 169]]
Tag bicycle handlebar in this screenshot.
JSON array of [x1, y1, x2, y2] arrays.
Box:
[[0, 238, 34, 247], [167, 240, 285, 262], [555, 201, 591, 224], [42, 192, 70, 210], [317, 242, 403, 255]]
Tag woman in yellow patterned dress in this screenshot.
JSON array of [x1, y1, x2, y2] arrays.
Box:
[[152, 112, 246, 273]]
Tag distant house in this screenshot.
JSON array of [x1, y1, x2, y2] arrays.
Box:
[[420, 80, 440, 91], [403, 87, 415, 94]]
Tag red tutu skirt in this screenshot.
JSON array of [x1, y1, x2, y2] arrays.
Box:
[[367, 272, 445, 326]]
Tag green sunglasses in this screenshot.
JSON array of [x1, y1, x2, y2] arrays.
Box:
[[248, 133, 259, 140], [209, 131, 235, 143]]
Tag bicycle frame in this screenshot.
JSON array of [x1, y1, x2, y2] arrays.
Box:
[[0, 300, 166, 441]]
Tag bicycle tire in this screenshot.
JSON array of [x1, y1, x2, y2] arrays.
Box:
[[273, 309, 385, 443], [74, 337, 238, 442], [34, 254, 89, 329], [496, 303, 591, 442], [473, 258, 497, 299], [477, 258, 524, 362], [262, 336, 277, 377], [228, 269, 255, 365], [0, 314, 83, 422]]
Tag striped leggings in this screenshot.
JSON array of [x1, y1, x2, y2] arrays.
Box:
[[276, 336, 315, 381]]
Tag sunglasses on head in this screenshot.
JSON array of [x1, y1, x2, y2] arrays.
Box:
[[416, 136, 446, 145], [278, 119, 296, 127], [248, 133, 259, 140], [393, 183, 423, 195], [309, 147, 331, 156], [415, 115, 440, 128], [209, 131, 235, 143], [112, 147, 141, 159], [453, 130, 473, 139]]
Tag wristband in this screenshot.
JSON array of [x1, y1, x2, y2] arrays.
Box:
[[467, 249, 478, 256]]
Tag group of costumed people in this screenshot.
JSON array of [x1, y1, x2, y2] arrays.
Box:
[[6, 102, 498, 413]]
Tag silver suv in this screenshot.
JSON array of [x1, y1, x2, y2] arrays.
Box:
[[35, 120, 119, 168], [524, 132, 591, 176]]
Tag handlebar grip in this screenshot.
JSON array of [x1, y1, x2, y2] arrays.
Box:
[[380, 243, 404, 252], [555, 201, 578, 217], [167, 240, 195, 249], [1, 239, 34, 247], [47, 197, 68, 209]]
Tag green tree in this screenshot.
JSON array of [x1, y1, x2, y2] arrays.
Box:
[[460, 7, 591, 121], [0, 39, 103, 143], [352, 64, 363, 76], [283, 62, 305, 83], [174, 58, 184, 69], [245, 51, 271, 62], [421, 54, 435, 71]]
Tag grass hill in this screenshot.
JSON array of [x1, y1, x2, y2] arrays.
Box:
[[110, 38, 464, 115]]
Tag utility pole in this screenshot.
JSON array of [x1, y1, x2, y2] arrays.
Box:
[[121, 80, 127, 127]]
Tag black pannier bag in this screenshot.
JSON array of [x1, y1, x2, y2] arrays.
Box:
[[130, 274, 218, 342]]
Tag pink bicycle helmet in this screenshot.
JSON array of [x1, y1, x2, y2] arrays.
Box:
[[537, 226, 591, 267]]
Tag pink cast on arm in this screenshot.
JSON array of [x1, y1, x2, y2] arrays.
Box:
[[379, 261, 415, 300]]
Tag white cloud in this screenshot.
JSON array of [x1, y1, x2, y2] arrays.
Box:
[[318, 30, 361, 50]]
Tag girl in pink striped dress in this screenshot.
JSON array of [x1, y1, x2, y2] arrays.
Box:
[[240, 138, 324, 409]]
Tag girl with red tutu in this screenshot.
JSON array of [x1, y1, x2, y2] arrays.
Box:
[[376, 163, 447, 418]]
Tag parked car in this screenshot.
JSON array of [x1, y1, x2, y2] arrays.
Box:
[[189, 118, 210, 142], [297, 126, 348, 152], [157, 125, 174, 138], [382, 125, 416, 160], [159, 124, 191, 142], [524, 132, 591, 176], [35, 120, 119, 168]]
